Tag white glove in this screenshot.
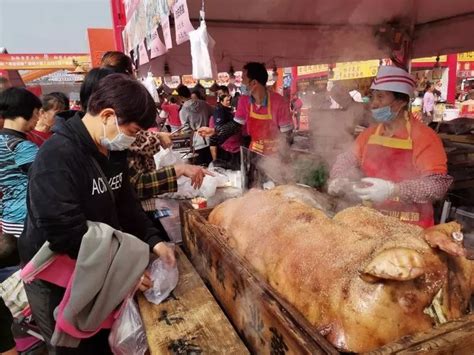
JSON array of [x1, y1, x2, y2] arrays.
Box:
[[327, 178, 350, 196], [353, 177, 395, 203]]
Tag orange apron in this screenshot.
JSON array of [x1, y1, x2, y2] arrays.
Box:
[[361, 121, 434, 228], [247, 94, 280, 155]]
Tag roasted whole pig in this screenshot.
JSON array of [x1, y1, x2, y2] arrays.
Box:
[[208, 185, 474, 352]]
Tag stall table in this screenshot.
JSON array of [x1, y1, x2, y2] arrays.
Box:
[[138, 247, 248, 354]]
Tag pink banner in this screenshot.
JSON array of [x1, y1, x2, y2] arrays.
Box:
[[150, 27, 167, 59], [125, 0, 141, 20], [161, 16, 173, 50], [173, 0, 194, 45], [139, 40, 149, 65]]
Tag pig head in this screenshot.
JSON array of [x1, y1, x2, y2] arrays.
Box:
[[209, 186, 474, 352]]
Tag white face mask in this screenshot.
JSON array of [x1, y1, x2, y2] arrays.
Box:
[[100, 117, 136, 151]]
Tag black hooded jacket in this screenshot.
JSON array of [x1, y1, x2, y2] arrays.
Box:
[[19, 113, 164, 263]]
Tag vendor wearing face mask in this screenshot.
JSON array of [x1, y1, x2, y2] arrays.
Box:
[[328, 66, 452, 228], [19, 74, 175, 353], [198, 62, 293, 156]]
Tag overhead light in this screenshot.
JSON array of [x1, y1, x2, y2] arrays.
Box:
[[272, 64, 278, 81], [164, 61, 171, 82], [228, 65, 235, 84], [432, 56, 443, 81], [328, 64, 335, 80]]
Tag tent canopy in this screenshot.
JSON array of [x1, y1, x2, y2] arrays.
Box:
[[141, 0, 474, 76]]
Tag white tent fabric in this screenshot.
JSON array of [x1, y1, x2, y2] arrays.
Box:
[[139, 0, 474, 76]]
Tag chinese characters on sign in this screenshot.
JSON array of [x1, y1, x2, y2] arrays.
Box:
[[150, 27, 167, 59], [161, 16, 173, 50], [458, 52, 474, 62], [296, 64, 328, 76], [173, 0, 194, 45], [331, 60, 380, 81], [139, 40, 149, 65], [0, 54, 89, 70]]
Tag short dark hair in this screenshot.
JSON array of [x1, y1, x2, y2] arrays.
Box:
[[393, 92, 410, 104], [169, 96, 178, 104], [243, 62, 268, 86], [80, 67, 116, 111], [42, 92, 69, 112], [0, 77, 11, 92], [100, 51, 134, 75], [177, 85, 191, 99], [87, 74, 156, 129], [49, 92, 70, 110], [217, 85, 229, 94], [191, 90, 205, 101], [0, 87, 42, 120]]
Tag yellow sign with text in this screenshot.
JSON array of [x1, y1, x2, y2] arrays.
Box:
[[0, 54, 90, 70], [297, 64, 328, 76], [458, 52, 474, 62], [331, 60, 379, 81], [412, 55, 447, 63]]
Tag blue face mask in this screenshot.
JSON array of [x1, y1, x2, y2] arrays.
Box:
[[240, 83, 250, 95], [371, 106, 397, 123]]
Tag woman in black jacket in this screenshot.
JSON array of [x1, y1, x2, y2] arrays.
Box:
[[210, 94, 242, 170], [19, 74, 175, 354]]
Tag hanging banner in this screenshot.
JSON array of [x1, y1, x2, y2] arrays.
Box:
[[161, 16, 173, 50], [124, 0, 141, 19], [173, 0, 194, 45], [139, 40, 149, 65], [150, 27, 167, 59]]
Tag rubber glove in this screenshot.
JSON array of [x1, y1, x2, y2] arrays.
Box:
[[353, 177, 395, 203], [327, 177, 350, 196]]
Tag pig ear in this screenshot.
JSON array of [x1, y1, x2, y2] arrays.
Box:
[[360, 247, 426, 283]]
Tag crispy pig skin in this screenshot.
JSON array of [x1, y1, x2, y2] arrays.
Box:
[[209, 186, 474, 352]]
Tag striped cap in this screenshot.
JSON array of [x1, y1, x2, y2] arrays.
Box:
[[371, 66, 416, 97]]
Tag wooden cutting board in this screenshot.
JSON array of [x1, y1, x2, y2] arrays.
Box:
[[138, 247, 248, 354]]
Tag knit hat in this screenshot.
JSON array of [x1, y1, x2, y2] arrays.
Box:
[[371, 66, 416, 97]]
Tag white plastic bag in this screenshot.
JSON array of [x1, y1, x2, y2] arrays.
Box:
[[188, 16, 217, 79], [144, 257, 179, 305], [142, 72, 159, 103], [109, 297, 148, 355], [159, 176, 201, 199], [199, 175, 218, 198], [207, 166, 230, 187], [154, 148, 183, 169]]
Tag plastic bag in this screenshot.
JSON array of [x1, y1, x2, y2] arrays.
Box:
[[142, 72, 160, 103], [154, 148, 183, 169], [144, 256, 179, 305], [188, 16, 217, 79], [160, 176, 201, 199], [207, 167, 230, 187], [109, 297, 148, 355], [199, 175, 218, 198], [0, 270, 28, 317]]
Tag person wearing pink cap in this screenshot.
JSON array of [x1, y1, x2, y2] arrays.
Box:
[[328, 66, 452, 228]]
